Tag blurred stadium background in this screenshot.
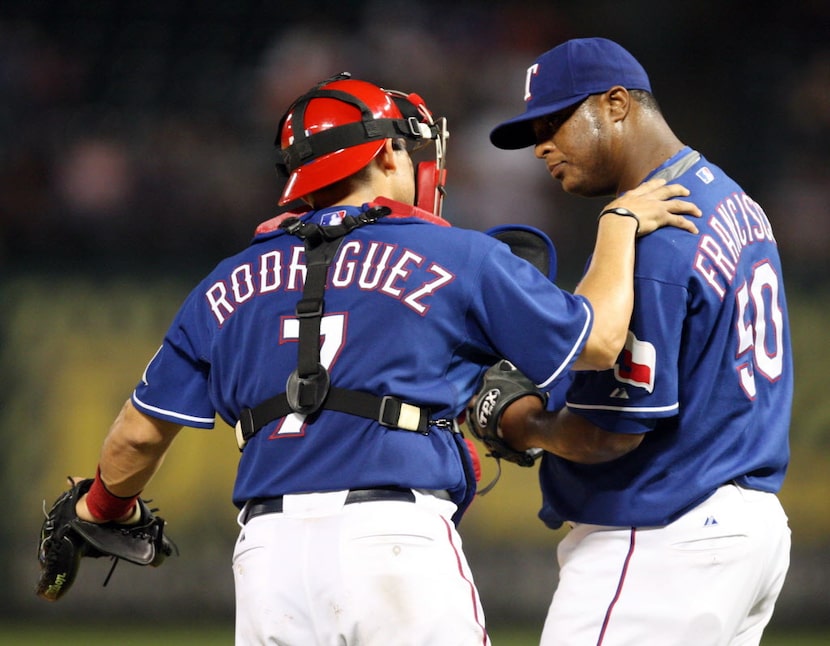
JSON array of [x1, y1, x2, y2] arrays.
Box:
[[2, 0, 829, 641]]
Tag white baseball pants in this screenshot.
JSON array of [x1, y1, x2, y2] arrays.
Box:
[[541, 484, 790, 646], [233, 489, 490, 646]]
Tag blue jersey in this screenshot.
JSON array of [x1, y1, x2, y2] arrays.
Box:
[[539, 148, 793, 528], [132, 198, 593, 513]]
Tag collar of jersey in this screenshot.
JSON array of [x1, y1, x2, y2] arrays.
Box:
[[252, 197, 449, 239], [644, 145, 697, 183]]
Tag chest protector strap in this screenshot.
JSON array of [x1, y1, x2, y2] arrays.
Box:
[[235, 205, 431, 450]]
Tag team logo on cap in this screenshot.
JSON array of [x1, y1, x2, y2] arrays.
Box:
[[524, 63, 539, 101]]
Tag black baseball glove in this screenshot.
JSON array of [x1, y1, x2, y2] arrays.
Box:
[[466, 360, 547, 467], [36, 477, 177, 601]]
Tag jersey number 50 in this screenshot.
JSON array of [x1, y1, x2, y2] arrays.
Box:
[[735, 261, 784, 399]]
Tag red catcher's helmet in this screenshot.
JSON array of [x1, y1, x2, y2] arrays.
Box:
[[275, 73, 448, 215]]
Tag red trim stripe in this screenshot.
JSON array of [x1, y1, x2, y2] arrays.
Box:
[[442, 516, 489, 646], [597, 527, 637, 645]]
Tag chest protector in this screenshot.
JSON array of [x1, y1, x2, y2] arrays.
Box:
[[234, 205, 437, 450]]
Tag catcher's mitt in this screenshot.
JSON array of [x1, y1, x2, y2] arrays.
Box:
[[36, 477, 176, 602], [466, 360, 546, 468]]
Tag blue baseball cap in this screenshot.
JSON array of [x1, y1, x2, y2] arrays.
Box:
[[490, 38, 651, 150]]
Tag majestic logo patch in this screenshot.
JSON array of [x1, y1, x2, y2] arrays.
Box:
[[614, 331, 656, 393]]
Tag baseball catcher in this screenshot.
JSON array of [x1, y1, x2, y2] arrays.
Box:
[[36, 477, 176, 601]]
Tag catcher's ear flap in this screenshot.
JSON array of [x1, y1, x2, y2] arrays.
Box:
[[485, 224, 557, 282]]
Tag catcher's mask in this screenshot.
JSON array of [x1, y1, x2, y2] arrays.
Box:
[[275, 73, 449, 217]]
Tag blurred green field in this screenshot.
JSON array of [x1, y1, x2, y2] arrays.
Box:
[[0, 624, 827, 645]]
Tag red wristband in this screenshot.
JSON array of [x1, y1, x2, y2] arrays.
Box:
[[85, 467, 140, 521]]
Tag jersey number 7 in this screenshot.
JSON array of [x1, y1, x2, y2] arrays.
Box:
[[271, 313, 348, 438]]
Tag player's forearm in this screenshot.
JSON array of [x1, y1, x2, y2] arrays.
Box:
[[97, 399, 182, 497], [572, 215, 637, 370], [501, 399, 642, 464]]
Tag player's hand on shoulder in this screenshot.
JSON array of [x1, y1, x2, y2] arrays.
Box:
[[604, 178, 701, 237]]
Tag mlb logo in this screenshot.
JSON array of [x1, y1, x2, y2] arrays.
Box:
[[320, 210, 346, 226], [696, 167, 714, 184]]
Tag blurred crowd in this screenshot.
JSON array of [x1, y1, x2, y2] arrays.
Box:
[[1, 0, 828, 287]]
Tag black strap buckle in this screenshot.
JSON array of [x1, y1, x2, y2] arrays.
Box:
[[378, 396, 402, 428], [285, 367, 331, 416], [295, 297, 323, 318], [378, 396, 429, 434]]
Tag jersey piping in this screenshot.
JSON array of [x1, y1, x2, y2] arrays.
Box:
[[132, 393, 215, 427], [567, 401, 680, 414], [538, 300, 592, 389]]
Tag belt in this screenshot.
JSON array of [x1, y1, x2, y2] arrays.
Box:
[[242, 487, 418, 524]]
